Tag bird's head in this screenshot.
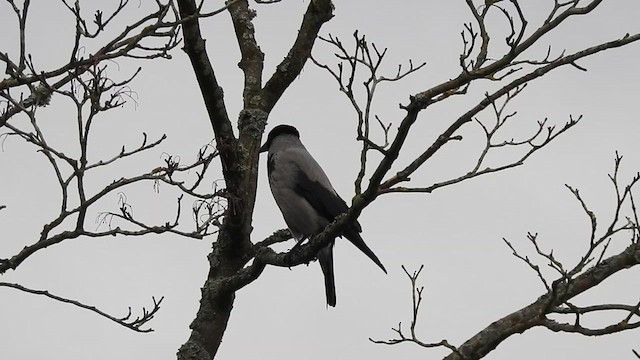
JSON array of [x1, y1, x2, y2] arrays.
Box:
[[259, 124, 300, 153]]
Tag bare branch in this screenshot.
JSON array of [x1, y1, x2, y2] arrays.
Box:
[[177, 0, 237, 189], [377, 155, 640, 359], [443, 241, 640, 360], [228, 0, 264, 107], [369, 265, 458, 353], [1, 52, 224, 274], [312, 31, 426, 195], [502, 238, 551, 291], [1, 0, 181, 126], [261, 0, 334, 112], [0, 282, 163, 333], [378, 32, 639, 193], [543, 317, 640, 336], [252, 229, 292, 248]]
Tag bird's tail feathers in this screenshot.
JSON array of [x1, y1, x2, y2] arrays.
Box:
[[344, 229, 387, 274], [318, 243, 337, 307]]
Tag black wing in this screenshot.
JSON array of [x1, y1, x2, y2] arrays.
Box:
[[293, 164, 386, 273], [292, 166, 353, 226]]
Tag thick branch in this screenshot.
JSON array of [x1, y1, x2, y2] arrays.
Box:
[[445, 243, 640, 360], [261, 0, 334, 112], [228, 0, 264, 108], [177, 0, 236, 182]]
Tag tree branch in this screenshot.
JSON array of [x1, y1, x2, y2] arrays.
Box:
[[261, 0, 334, 112], [370, 265, 458, 353], [177, 0, 236, 180], [0, 282, 163, 333], [379, 33, 640, 192]]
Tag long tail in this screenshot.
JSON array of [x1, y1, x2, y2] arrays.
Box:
[[318, 242, 336, 307], [344, 228, 387, 274]]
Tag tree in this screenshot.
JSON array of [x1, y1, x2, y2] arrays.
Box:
[[1, 1, 639, 359]]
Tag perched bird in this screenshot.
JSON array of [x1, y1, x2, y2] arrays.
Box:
[[259, 124, 387, 307]]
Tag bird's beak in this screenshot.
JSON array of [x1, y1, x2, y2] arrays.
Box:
[[259, 143, 269, 153]]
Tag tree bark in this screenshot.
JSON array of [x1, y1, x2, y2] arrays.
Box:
[[176, 0, 253, 357]]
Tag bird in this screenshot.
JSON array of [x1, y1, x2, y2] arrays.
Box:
[[259, 124, 387, 307]]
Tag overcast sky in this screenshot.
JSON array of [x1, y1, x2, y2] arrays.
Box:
[[2, 1, 640, 359]]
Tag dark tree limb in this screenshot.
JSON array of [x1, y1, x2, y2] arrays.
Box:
[[378, 33, 640, 192], [444, 242, 640, 360], [175, 1, 247, 356], [261, 0, 334, 112], [0, 281, 163, 333], [228, 0, 264, 109], [177, 0, 236, 177]]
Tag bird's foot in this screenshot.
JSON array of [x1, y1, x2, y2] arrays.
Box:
[[283, 251, 293, 268]]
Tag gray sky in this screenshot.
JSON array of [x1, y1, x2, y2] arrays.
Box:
[[2, 1, 640, 359]]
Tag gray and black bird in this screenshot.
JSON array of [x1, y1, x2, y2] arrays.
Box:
[[259, 124, 386, 307]]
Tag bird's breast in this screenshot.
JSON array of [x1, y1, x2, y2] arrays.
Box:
[[269, 173, 329, 241]]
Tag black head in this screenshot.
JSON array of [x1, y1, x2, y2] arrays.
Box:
[[259, 124, 300, 153]]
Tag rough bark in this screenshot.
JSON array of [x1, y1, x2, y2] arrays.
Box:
[[176, 0, 252, 357]]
